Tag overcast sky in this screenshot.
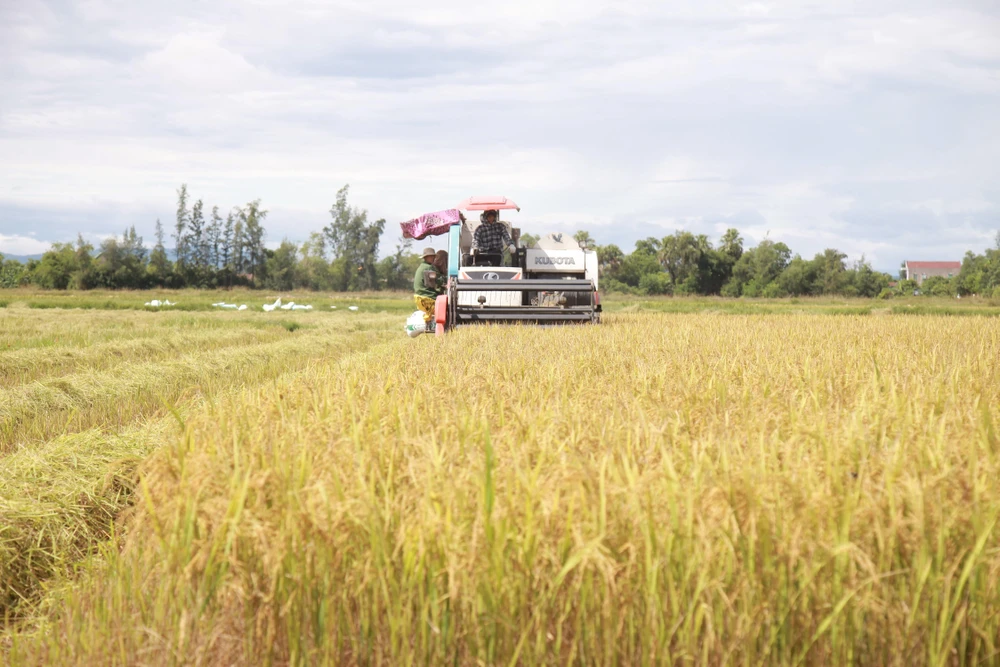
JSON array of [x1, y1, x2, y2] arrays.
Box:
[[2, 0, 998, 271]]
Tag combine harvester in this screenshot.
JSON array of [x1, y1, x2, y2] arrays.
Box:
[[402, 196, 601, 335]]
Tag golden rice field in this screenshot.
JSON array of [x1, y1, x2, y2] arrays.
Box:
[[1, 292, 999, 666]]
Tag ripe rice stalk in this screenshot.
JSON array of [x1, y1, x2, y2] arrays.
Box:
[[0, 307, 331, 353], [0, 426, 164, 619], [0, 327, 293, 385], [0, 323, 396, 622], [0, 320, 396, 452], [5, 314, 999, 665]]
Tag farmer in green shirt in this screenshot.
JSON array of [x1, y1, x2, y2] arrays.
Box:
[[413, 247, 444, 325]]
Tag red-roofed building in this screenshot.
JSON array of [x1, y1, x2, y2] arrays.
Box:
[[901, 260, 961, 285]]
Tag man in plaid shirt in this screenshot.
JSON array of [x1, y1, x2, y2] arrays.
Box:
[[472, 209, 516, 258]]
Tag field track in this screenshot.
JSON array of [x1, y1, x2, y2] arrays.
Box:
[[2, 293, 999, 665]]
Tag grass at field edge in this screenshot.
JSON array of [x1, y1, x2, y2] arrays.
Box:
[[2, 289, 999, 317]]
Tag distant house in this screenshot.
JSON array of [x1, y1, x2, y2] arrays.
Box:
[[901, 261, 961, 286]]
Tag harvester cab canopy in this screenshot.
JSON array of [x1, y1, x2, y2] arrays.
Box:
[[456, 196, 520, 212], [454, 196, 522, 263]]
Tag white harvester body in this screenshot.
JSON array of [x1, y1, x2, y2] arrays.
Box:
[[398, 196, 602, 334], [456, 234, 599, 308], [524, 232, 599, 288]]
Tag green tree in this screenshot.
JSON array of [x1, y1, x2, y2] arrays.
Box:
[[0, 255, 25, 288], [981, 237, 1000, 293], [955, 244, 1000, 296], [207, 206, 223, 269], [30, 243, 78, 289], [811, 248, 848, 295], [616, 251, 661, 288], [741, 278, 762, 297], [956, 251, 983, 295], [174, 184, 189, 271], [323, 185, 386, 291], [776, 256, 818, 296], [188, 199, 206, 269], [148, 219, 171, 287], [720, 279, 742, 297], [377, 236, 420, 291], [633, 237, 661, 257], [219, 210, 237, 287], [239, 200, 267, 286], [573, 230, 595, 249], [694, 245, 738, 295], [519, 232, 540, 248], [29, 236, 97, 289], [921, 275, 955, 297], [761, 280, 785, 298], [70, 235, 97, 289], [729, 239, 791, 295], [639, 272, 672, 295], [719, 228, 743, 263], [657, 231, 705, 287], [94, 231, 138, 289], [752, 240, 792, 286], [708, 228, 744, 295], [96, 226, 147, 289], [606, 239, 662, 289], [264, 240, 298, 290], [848, 257, 889, 298], [596, 244, 625, 280], [232, 211, 245, 287], [652, 231, 720, 294], [295, 232, 331, 290]]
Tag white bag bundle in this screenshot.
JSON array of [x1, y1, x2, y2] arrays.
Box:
[[404, 311, 428, 338]]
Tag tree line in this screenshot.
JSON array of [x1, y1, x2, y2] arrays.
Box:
[[2, 187, 998, 298], [584, 230, 897, 298], [581, 229, 1000, 299], [0, 184, 418, 292]]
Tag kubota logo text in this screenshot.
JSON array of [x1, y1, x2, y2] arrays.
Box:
[[534, 257, 576, 265]]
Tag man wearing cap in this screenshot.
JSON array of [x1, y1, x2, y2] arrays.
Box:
[[413, 246, 444, 327], [472, 209, 516, 265]]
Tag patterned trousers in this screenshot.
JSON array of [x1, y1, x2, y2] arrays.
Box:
[[413, 295, 436, 322]]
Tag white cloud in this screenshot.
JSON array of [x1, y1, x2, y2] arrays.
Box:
[[138, 31, 264, 92], [0, 234, 51, 255], [0, 0, 998, 271]]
